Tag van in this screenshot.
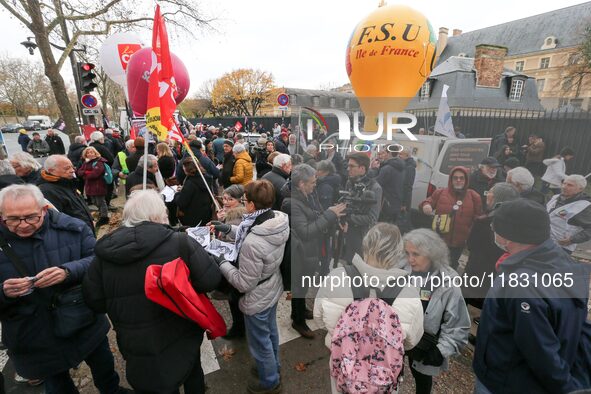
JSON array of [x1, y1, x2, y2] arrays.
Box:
[[320, 132, 491, 209], [27, 115, 52, 129]]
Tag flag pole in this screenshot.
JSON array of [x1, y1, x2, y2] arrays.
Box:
[[142, 130, 150, 190], [182, 140, 221, 211]]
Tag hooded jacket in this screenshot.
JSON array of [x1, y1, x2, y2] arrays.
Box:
[[473, 239, 590, 393], [420, 167, 482, 247], [219, 210, 289, 315], [230, 150, 254, 186], [38, 170, 94, 233], [314, 254, 424, 350], [83, 224, 221, 392]]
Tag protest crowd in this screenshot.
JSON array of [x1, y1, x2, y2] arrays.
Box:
[[0, 121, 590, 394]]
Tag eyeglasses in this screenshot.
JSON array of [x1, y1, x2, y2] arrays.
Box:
[[2, 215, 42, 226]]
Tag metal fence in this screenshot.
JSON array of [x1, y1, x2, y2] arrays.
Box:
[[411, 109, 591, 175]]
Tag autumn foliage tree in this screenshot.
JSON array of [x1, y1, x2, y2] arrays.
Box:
[[211, 69, 275, 117]]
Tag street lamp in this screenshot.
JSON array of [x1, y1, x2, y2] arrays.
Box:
[[20, 36, 87, 55]]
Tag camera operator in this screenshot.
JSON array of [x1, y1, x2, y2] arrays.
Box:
[[341, 153, 382, 264], [26, 132, 50, 158]]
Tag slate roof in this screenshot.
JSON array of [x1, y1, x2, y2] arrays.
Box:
[[439, 2, 591, 62]]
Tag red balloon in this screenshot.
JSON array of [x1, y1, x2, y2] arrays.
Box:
[[126, 47, 190, 115]]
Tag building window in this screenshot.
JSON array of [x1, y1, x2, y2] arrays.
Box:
[[290, 94, 297, 105], [330, 97, 336, 108], [419, 81, 430, 101], [515, 61, 524, 72], [509, 79, 524, 102], [540, 57, 550, 69], [563, 77, 573, 91], [345, 99, 350, 109], [312, 96, 320, 106], [558, 98, 569, 108], [536, 79, 545, 93], [570, 98, 583, 110]]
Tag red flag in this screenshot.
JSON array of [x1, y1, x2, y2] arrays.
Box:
[[146, 5, 178, 141], [235, 121, 243, 131]]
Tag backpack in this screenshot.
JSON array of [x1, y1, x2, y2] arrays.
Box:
[[92, 161, 114, 185], [330, 265, 406, 394]]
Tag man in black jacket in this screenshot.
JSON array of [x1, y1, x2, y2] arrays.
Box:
[[490, 126, 516, 156], [220, 140, 235, 188], [369, 149, 404, 223], [44, 129, 65, 155], [38, 155, 95, 234], [469, 157, 505, 210], [399, 148, 416, 213], [262, 153, 291, 210], [125, 155, 158, 197]]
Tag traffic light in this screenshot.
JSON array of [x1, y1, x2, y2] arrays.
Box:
[[78, 62, 97, 93]]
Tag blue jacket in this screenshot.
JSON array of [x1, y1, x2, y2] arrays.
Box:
[[18, 133, 31, 152], [473, 239, 590, 393], [0, 210, 109, 379], [212, 137, 226, 163]]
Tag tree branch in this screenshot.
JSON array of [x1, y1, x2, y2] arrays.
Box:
[[0, 0, 32, 28]]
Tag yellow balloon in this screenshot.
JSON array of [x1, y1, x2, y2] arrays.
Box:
[[346, 4, 437, 131]]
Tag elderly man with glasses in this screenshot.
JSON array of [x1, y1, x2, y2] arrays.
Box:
[[0, 184, 122, 393]]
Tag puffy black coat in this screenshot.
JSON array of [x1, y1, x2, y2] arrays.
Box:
[[370, 157, 405, 220], [174, 175, 213, 226], [262, 166, 290, 210], [220, 152, 235, 188], [316, 173, 341, 210], [158, 155, 176, 179], [38, 172, 94, 233], [67, 142, 87, 168], [0, 174, 24, 190], [45, 135, 65, 155], [0, 211, 109, 379], [83, 223, 221, 392], [89, 141, 114, 165], [125, 168, 156, 197], [126, 151, 144, 173]]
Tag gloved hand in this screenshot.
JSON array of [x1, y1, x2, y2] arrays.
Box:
[[422, 346, 444, 367], [211, 221, 231, 234], [212, 254, 228, 267]]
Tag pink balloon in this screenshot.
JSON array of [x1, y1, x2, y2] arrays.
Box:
[[126, 47, 190, 115]]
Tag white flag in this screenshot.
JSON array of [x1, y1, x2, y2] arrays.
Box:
[[434, 84, 456, 138]]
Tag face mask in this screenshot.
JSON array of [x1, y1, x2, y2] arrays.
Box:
[[494, 233, 509, 252]]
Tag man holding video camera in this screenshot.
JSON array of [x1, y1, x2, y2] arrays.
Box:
[[340, 152, 382, 264]]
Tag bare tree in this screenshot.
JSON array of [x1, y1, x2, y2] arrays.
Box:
[[0, 0, 213, 140]]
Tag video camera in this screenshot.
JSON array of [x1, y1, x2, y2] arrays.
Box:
[[338, 183, 377, 216]]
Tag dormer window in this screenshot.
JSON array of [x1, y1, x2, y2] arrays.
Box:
[[541, 36, 557, 50], [509, 79, 524, 102], [420, 80, 431, 101]]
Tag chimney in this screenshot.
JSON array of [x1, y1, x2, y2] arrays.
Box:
[[436, 27, 449, 59], [453, 29, 462, 37], [474, 44, 508, 88]]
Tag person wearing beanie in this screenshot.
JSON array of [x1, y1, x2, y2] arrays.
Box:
[[220, 139, 236, 188], [473, 197, 590, 394], [230, 143, 253, 186], [469, 157, 505, 210], [502, 156, 520, 173], [464, 182, 520, 311], [340, 152, 383, 263], [17, 128, 31, 152], [420, 166, 482, 269], [546, 174, 591, 254]]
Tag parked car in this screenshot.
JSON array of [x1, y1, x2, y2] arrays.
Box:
[[27, 115, 52, 129], [0, 123, 23, 133], [22, 120, 41, 131]]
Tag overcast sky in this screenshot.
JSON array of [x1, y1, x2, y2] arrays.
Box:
[[0, 0, 588, 96]]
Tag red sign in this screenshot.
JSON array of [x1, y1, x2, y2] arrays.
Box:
[[117, 43, 142, 71], [235, 121, 243, 131], [81, 124, 97, 141]]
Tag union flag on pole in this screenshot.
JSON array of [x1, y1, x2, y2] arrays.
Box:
[[146, 5, 182, 142]]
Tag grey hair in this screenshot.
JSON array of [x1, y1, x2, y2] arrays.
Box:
[[362, 223, 404, 269], [10, 152, 42, 171], [43, 155, 68, 171], [0, 184, 45, 213], [125, 139, 135, 150], [506, 167, 534, 192], [233, 143, 246, 153], [0, 160, 15, 176], [137, 154, 158, 169], [564, 174, 587, 190], [291, 164, 316, 189], [104, 129, 113, 135], [403, 228, 450, 269], [316, 159, 336, 174], [224, 184, 244, 200], [489, 182, 520, 206], [74, 135, 86, 144], [90, 131, 104, 142], [122, 189, 168, 227], [273, 153, 291, 168], [305, 144, 318, 154]]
